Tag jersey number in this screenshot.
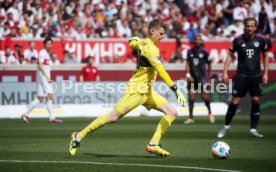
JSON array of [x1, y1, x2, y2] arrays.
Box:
[[246, 49, 254, 58]]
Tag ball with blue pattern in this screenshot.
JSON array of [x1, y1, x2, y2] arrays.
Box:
[[211, 141, 231, 159]]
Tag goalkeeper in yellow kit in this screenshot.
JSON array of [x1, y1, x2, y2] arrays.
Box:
[[68, 19, 186, 157]]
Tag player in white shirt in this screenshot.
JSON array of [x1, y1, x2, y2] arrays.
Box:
[[22, 37, 63, 123]]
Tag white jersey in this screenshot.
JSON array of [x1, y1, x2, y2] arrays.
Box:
[[37, 49, 51, 84], [23, 48, 38, 61]]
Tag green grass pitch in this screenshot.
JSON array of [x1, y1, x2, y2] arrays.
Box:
[[0, 115, 275, 172]]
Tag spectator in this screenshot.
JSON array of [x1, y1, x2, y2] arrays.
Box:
[[30, 57, 38, 64], [233, 1, 248, 21], [0, 53, 5, 64], [226, 20, 244, 37], [18, 55, 27, 64], [6, 12, 15, 28], [186, 23, 199, 42], [71, 25, 87, 40], [0, 16, 4, 37], [200, 25, 213, 41], [229, 30, 237, 41], [95, 21, 108, 38], [117, 19, 132, 38], [7, 1, 19, 21], [216, 23, 228, 38], [62, 50, 69, 62], [113, 55, 119, 63], [50, 52, 60, 65], [0, 0, 274, 42], [257, 7, 271, 36], [29, 25, 41, 38], [34, 19, 44, 37], [100, 56, 110, 63], [10, 27, 18, 37], [0, 0, 12, 12], [204, 0, 222, 26], [55, 25, 69, 39], [170, 46, 184, 63], [80, 56, 100, 82], [14, 44, 23, 60], [81, 3, 94, 28], [23, 41, 38, 63], [222, 0, 235, 25], [272, 17, 276, 39], [249, 0, 261, 20], [64, 48, 78, 64], [31, 1, 43, 19], [40, 26, 50, 38], [1, 47, 19, 64], [2, 22, 11, 37]]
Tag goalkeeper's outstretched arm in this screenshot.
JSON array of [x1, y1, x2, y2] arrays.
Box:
[[155, 65, 186, 106]]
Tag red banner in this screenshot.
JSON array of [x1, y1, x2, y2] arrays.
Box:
[[1, 39, 275, 63]]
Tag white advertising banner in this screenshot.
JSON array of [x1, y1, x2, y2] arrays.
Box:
[[0, 103, 227, 119], [0, 81, 229, 118]]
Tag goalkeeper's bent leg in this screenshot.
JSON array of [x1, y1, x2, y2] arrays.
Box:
[[79, 109, 123, 140], [79, 114, 110, 140], [150, 114, 176, 144]]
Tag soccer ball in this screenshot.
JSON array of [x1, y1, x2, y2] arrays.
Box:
[[211, 141, 231, 159]]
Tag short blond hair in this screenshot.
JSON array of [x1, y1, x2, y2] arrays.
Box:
[[148, 19, 166, 32]]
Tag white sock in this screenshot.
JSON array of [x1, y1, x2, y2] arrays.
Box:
[[76, 133, 81, 142], [24, 98, 40, 116], [149, 142, 158, 146], [250, 129, 257, 133], [224, 125, 230, 130], [46, 100, 55, 120]]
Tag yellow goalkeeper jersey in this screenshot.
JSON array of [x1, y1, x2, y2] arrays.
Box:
[[126, 38, 163, 94]]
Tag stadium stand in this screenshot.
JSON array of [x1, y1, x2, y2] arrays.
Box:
[[0, 0, 275, 64]]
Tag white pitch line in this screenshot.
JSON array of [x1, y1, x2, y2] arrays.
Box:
[[0, 159, 241, 172]]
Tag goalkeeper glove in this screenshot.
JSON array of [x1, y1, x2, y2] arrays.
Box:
[[129, 37, 140, 50], [170, 85, 186, 106]]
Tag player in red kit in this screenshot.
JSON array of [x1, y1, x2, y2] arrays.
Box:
[[80, 56, 100, 82]]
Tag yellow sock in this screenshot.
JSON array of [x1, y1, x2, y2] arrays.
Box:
[[79, 114, 110, 139], [150, 114, 176, 144]]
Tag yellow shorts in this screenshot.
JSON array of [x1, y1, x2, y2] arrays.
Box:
[[115, 92, 168, 115]]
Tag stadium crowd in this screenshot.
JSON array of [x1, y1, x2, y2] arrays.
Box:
[[0, 0, 275, 64]]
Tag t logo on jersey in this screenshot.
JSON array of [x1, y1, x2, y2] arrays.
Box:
[[246, 49, 254, 58], [193, 58, 199, 66]]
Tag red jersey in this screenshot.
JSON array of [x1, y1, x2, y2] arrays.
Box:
[[80, 65, 99, 81]]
